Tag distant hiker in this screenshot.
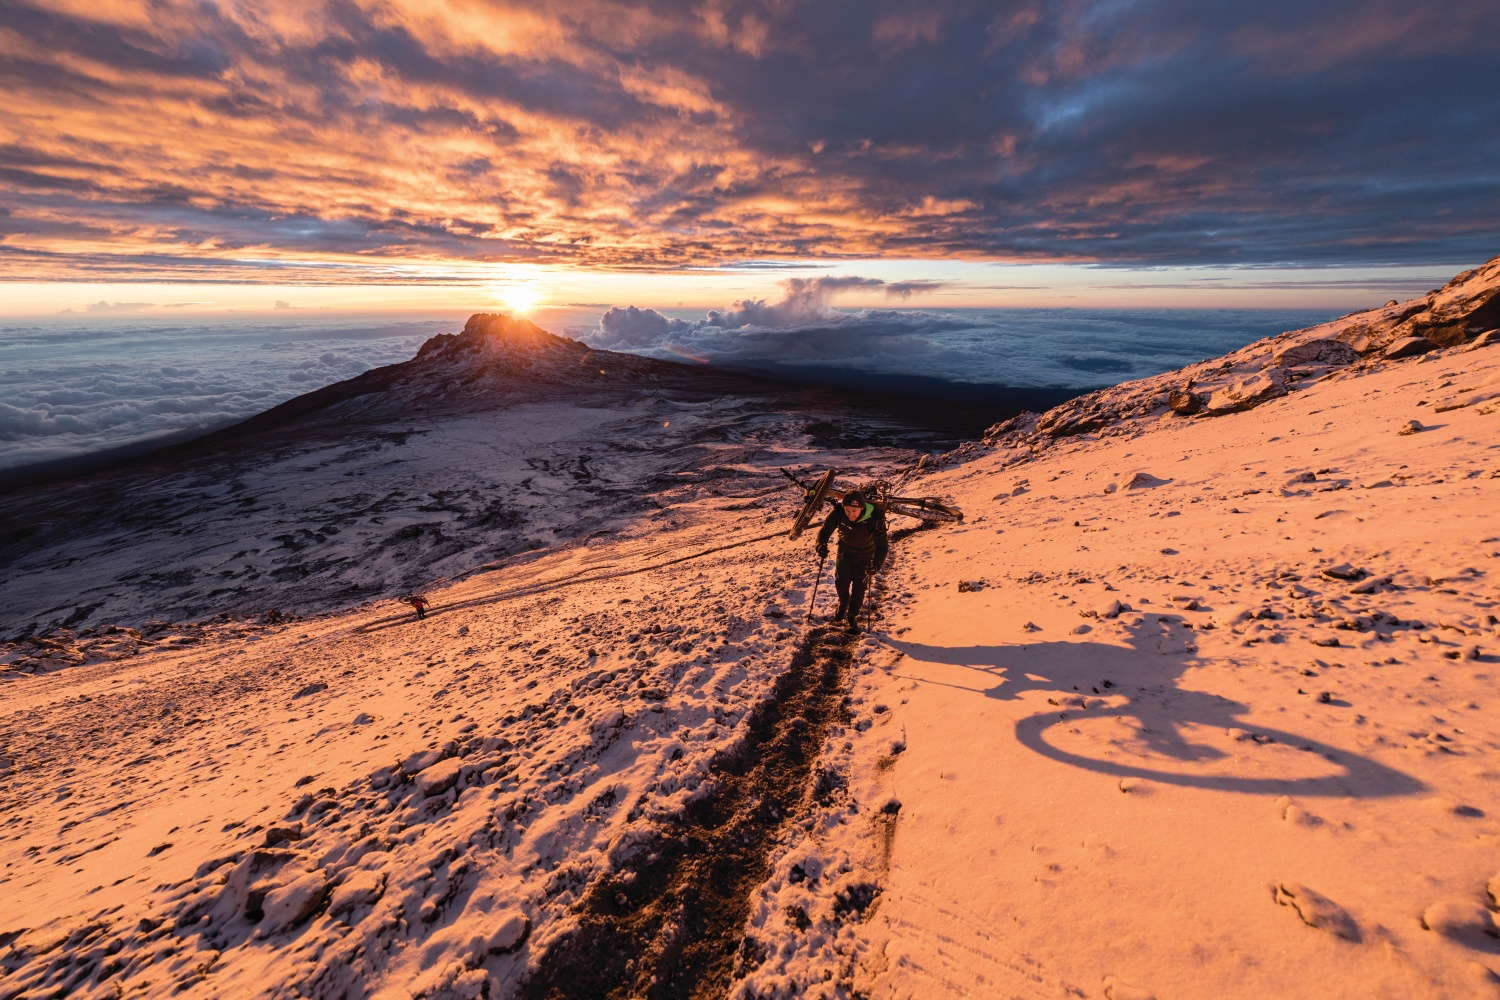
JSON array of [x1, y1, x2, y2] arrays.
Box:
[[815, 490, 888, 632], [402, 595, 430, 620]]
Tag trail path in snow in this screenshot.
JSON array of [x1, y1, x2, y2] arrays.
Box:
[[0, 481, 911, 1000]]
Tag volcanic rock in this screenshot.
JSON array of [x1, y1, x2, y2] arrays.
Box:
[[1273, 339, 1358, 368], [416, 758, 463, 797], [259, 872, 328, 934], [1385, 336, 1435, 359], [1168, 387, 1204, 415], [1205, 369, 1288, 414]]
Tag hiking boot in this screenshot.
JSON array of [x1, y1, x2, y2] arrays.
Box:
[[845, 620, 861, 635]]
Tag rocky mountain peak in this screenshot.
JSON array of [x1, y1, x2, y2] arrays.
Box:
[[414, 312, 586, 363]]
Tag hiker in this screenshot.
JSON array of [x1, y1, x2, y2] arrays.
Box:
[[814, 490, 888, 632], [402, 594, 430, 620]]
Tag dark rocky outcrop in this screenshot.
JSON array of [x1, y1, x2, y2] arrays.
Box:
[[1383, 336, 1435, 359], [980, 251, 1500, 462], [1167, 387, 1204, 415]]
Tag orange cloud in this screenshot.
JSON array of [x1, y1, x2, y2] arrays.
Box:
[[0, 0, 1496, 284]]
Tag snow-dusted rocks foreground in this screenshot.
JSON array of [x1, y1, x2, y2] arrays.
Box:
[[3, 258, 1500, 999]]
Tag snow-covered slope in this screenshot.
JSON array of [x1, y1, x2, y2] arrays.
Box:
[[3, 260, 1499, 1000], [839, 264, 1500, 1000]]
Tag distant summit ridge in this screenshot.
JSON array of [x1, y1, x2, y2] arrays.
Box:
[[414, 312, 586, 365], [981, 251, 1500, 454]]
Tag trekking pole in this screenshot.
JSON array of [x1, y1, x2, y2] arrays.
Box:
[[807, 550, 827, 621]]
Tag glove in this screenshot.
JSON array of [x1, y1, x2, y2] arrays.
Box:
[[815, 542, 829, 558], [872, 560, 885, 574]]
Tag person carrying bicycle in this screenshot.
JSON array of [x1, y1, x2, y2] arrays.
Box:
[[815, 490, 888, 632]]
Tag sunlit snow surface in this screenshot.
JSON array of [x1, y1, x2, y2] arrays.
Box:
[[0, 309, 1332, 472]]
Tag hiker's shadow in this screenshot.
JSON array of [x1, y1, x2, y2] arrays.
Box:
[[885, 615, 1424, 798]]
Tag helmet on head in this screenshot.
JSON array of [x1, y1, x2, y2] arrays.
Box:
[[842, 491, 866, 508]]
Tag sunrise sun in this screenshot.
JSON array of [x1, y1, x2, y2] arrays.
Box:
[[498, 284, 542, 313]]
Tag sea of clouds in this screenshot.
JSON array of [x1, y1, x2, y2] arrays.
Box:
[[580, 278, 1335, 388], [1, 293, 1336, 476], [0, 318, 453, 473]]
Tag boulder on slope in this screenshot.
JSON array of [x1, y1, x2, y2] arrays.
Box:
[[1205, 369, 1288, 414], [1273, 339, 1358, 368], [1385, 336, 1436, 359], [259, 871, 328, 934], [416, 758, 463, 797]]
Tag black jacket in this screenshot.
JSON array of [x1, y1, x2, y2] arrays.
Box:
[[816, 503, 888, 567]]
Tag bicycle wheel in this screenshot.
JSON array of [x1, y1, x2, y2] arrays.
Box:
[[883, 498, 964, 523]]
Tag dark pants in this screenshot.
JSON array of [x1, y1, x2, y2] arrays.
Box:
[[414, 605, 426, 620], [834, 557, 870, 621]]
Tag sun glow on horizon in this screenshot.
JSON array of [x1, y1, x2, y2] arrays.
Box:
[[497, 284, 543, 314]]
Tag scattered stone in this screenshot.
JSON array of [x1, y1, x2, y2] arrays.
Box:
[[1312, 637, 1341, 648], [1102, 977, 1156, 1000], [1098, 599, 1124, 619], [327, 871, 386, 917], [1274, 338, 1359, 368], [1320, 563, 1367, 581], [1212, 606, 1253, 628], [1205, 369, 1288, 414], [1285, 472, 1317, 486], [1105, 471, 1168, 495], [1385, 336, 1436, 359], [1275, 881, 1361, 941], [400, 748, 445, 776], [1487, 871, 1500, 909], [262, 825, 302, 847], [484, 910, 531, 953], [293, 682, 327, 699], [1168, 388, 1204, 415], [416, 758, 463, 797], [1398, 419, 1424, 436], [1318, 692, 1333, 704], [352, 712, 375, 725], [1072, 624, 1092, 635], [956, 580, 986, 593], [1021, 621, 1041, 632], [1421, 900, 1499, 947], [259, 871, 328, 934]]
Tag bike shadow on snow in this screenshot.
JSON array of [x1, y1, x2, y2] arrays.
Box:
[[882, 614, 1425, 799]]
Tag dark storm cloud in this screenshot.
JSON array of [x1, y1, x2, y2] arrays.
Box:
[[0, 0, 1496, 280]]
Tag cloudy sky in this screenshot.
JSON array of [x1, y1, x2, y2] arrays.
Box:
[[2, 0, 1498, 311]]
